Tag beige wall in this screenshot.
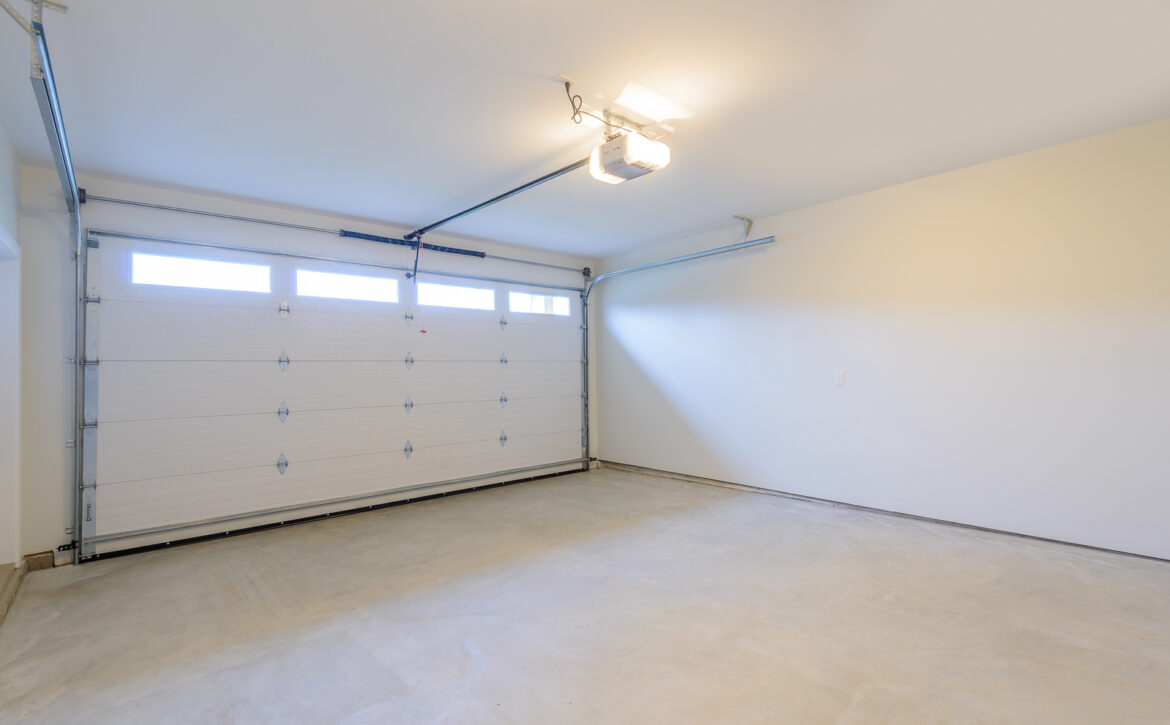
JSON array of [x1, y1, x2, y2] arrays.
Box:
[[0, 124, 20, 566], [597, 117, 1170, 560], [18, 166, 597, 556]]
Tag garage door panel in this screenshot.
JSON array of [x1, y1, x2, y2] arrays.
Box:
[[411, 431, 583, 475], [96, 465, 282, 536], [280, 362, 409, 410], [282, 362, 540, 411], [95, 436, 571, 537], [96, 415, 280, 483], [500, 362, 582, 398], [500, 396, 582, 437], [502, 430, 583, 468], [500, 322, 580, 360], [410, 317, 505, 360], [282, 407, 408, 459], [401, 361, 509, 402], [93, 399, 579, 486], [88, 236, 584, 551], [283, 308, 412, 360], [97, 456, 416, 537], [403, 438, 537, 484], [403, 400, 504, 442], [99, 361, 283, 421], [100, 299, 284, 361]]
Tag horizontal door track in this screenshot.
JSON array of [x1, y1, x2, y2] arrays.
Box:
[[83, 193, 586, 275], [87, 229, 585, 292]]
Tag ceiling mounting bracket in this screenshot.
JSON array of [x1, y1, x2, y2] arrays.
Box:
[[2, 0, 66, 39], [733, 216, 755, 239]]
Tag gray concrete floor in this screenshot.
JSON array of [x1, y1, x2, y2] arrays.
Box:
[[2, 469, 1169, 724]]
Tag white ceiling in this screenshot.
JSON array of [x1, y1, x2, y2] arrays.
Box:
[[2, 1, 1169, 256]]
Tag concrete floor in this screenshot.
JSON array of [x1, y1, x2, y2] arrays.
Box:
[[2, 469, 1169, 723]]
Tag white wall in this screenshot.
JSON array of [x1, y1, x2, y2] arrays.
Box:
[[19, 166, 597, 556], [0, 123, 20, 566], [597, 117, 1170, 560]]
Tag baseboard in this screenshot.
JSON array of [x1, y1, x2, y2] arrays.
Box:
[[0, 562, 25, 627], [23, 552, 54, 572], [599, 461, 1170, 564]]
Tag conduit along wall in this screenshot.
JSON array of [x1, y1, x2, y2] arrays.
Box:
[[69, 188, 593, 559]]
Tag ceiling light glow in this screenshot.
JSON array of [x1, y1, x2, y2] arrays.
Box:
[[614, 82, 693, 123]]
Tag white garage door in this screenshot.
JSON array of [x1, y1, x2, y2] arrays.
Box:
[[80, 232, 584, 555]]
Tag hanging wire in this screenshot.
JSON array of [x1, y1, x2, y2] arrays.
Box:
[[564, 82, 671, 142]]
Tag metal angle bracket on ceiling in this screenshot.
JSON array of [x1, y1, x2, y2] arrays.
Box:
[[1, 0, 67, 40]]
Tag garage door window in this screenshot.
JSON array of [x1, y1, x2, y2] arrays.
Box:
[[296, 269, 399, 303], [417, 281, 495, 310], [509, 291, 570, 316], [131, 252, 271, 293]]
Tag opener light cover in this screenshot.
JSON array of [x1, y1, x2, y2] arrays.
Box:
[[589, 145, 625, 184], [589, 134, 671, 184]]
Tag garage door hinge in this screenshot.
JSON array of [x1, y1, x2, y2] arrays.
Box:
[[279, 301, 291, 318], [404, 440, 413, 459], [278, 402, 289, 422], [81, 295, 101, 304], [276, 454, 288, 474], [499, 315, 508, 330], [499, 393, 507, 407], [404, 396, 413, 413], [80, 358, 100, 366], [278, 352, 290, 371], [404, 353, 414, 369], [499, 353, 508, 367], [404, 312, 414, 322], [499, 431, 508, 447]]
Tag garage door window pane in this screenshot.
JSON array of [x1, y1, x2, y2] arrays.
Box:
[[417, 282, 495, 310], [297, 269, 398, 303], [131, 253, 270, 293], [509, 291, 570, 316]]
